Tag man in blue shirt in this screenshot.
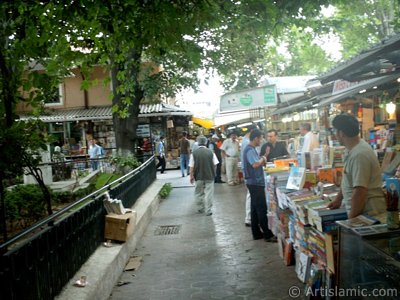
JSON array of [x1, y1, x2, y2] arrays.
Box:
[[243, 129, 276, 242]]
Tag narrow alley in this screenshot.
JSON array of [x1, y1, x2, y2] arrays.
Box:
[[109, 170, 302, 300]]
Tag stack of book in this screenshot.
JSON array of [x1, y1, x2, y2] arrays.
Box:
[[103, 192, 132, 215], [306, 201, 347, 232], [307, 227, 327, 263]]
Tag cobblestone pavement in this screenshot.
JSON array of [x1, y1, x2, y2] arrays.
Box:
[[109, 170, 302, 300]]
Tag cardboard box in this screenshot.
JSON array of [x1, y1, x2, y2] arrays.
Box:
[[105, 212, 136, 242]]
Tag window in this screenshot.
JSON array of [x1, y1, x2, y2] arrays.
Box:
[[44, 84, 63, 106]]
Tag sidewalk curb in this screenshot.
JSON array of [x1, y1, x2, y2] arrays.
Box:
[[56, 180, 165, 300]]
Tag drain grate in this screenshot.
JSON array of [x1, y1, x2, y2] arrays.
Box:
[[154, 225, 181, 236]]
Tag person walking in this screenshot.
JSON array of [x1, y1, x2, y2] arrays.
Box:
[[243, 129, 276, 242], [189, 136, 219, 216], [179, 131, 191, 177], [327, 114, 385, 218], [156, 136, 166, 174], [209, 134, 224, 183], [260, 129, 289, 161], [221, 132, 240, 186]]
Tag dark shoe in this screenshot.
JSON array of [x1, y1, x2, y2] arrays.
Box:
[[206, 212, 212, 216], [197, 209, 204, 214], [245, 223, 251, 227], [264, 236, 278, 243], [182, 174, 185, 177], [215, 180, 225, 183], [253, 236, 263, 240]]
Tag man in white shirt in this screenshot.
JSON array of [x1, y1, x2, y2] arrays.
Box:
[[221, 132, 240, 186], [299, 123, 319, 153]]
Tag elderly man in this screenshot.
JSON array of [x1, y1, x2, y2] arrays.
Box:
[[189, 136, 219, 216], [221, 132, 240, 186], [327, 114, 385, 218]]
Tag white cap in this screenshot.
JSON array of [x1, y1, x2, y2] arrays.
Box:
[[54, 146, 61, 152]]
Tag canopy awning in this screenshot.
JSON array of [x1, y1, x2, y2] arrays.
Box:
[[192, 117, 214, 129], [18, 104, 192, 122], [318, 73, 400, 108]]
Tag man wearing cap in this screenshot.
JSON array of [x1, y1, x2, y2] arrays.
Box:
[[327, 114, 385, 218], [209, 134, 224, 183], [221, 132, 240, 185], [189, 136, 219, 216]]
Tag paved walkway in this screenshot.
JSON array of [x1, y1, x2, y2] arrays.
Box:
[[109, 170, 302, 300]]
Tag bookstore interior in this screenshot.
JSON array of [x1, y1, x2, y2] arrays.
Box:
[[265, 95, 400, 298]]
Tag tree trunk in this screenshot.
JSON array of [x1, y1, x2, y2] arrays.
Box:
[[26, 165, 53, 216], [111, 44, 144, 154]]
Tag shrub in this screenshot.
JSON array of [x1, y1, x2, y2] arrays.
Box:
[[108, 154, 141, 173], [5, 184, 47, 229], [159, 183, 172, 199]]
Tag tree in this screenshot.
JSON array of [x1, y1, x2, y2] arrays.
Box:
[[319, 0, 400, 59], [45, 0, 335, 151], [0, 2, 67, 240]]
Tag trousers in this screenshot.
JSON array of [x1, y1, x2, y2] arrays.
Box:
[[194, 180, 214, 214], [246, 184, 273, 240]]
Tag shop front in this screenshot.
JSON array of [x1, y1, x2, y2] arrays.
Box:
[[20, 103, 192, 169]]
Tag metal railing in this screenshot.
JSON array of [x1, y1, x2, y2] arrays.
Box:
[[0, 156, 156, 300]]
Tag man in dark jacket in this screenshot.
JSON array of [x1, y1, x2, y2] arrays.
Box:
[[189, 136, 219, 216], [260, 129, 289, 162]]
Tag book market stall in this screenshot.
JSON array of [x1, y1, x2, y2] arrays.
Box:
[[264, 144, 400, 298]]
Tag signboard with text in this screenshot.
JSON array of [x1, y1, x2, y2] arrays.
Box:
[[219, 85, 277, 113]]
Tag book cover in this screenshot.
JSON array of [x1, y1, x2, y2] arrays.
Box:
[[336, 214, 380, 229], [286, 166, 306, 190]]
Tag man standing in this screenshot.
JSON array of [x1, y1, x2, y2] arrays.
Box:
[[221, 132, 240, 186], [241, 126, 257, 227], [260, 129, 289, 161], [156, 136, 166, 174], [88, 139, 101, 171], [327, 114, 385, 218], [189, 136, 219, 216], [179, 131, 191, 177], [209, 134, 224, 183], [243, 129, 276, 242], [299, 123, 319, 152]]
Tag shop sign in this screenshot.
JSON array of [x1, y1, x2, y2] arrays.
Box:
[[332, 79, 362, 95], [220, 84, 277, 113], [136, 124, 150, 137]]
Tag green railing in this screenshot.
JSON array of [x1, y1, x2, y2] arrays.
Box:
[[0, 157, 156, 300]]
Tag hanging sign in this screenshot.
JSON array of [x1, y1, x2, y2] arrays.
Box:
[[220, 85, 277, 113]]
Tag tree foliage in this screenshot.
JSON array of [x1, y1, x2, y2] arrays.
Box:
[[319, 0, 400, 60]]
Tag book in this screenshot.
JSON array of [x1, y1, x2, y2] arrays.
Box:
[[286, 166, 306, 190], [336, 214, 380, 228]]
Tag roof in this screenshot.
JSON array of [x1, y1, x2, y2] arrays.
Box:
[[318, 73, 400, 107], [317, 33, 400, 84], [261, 76, 315, 93], [18, 104, 192, 122]]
